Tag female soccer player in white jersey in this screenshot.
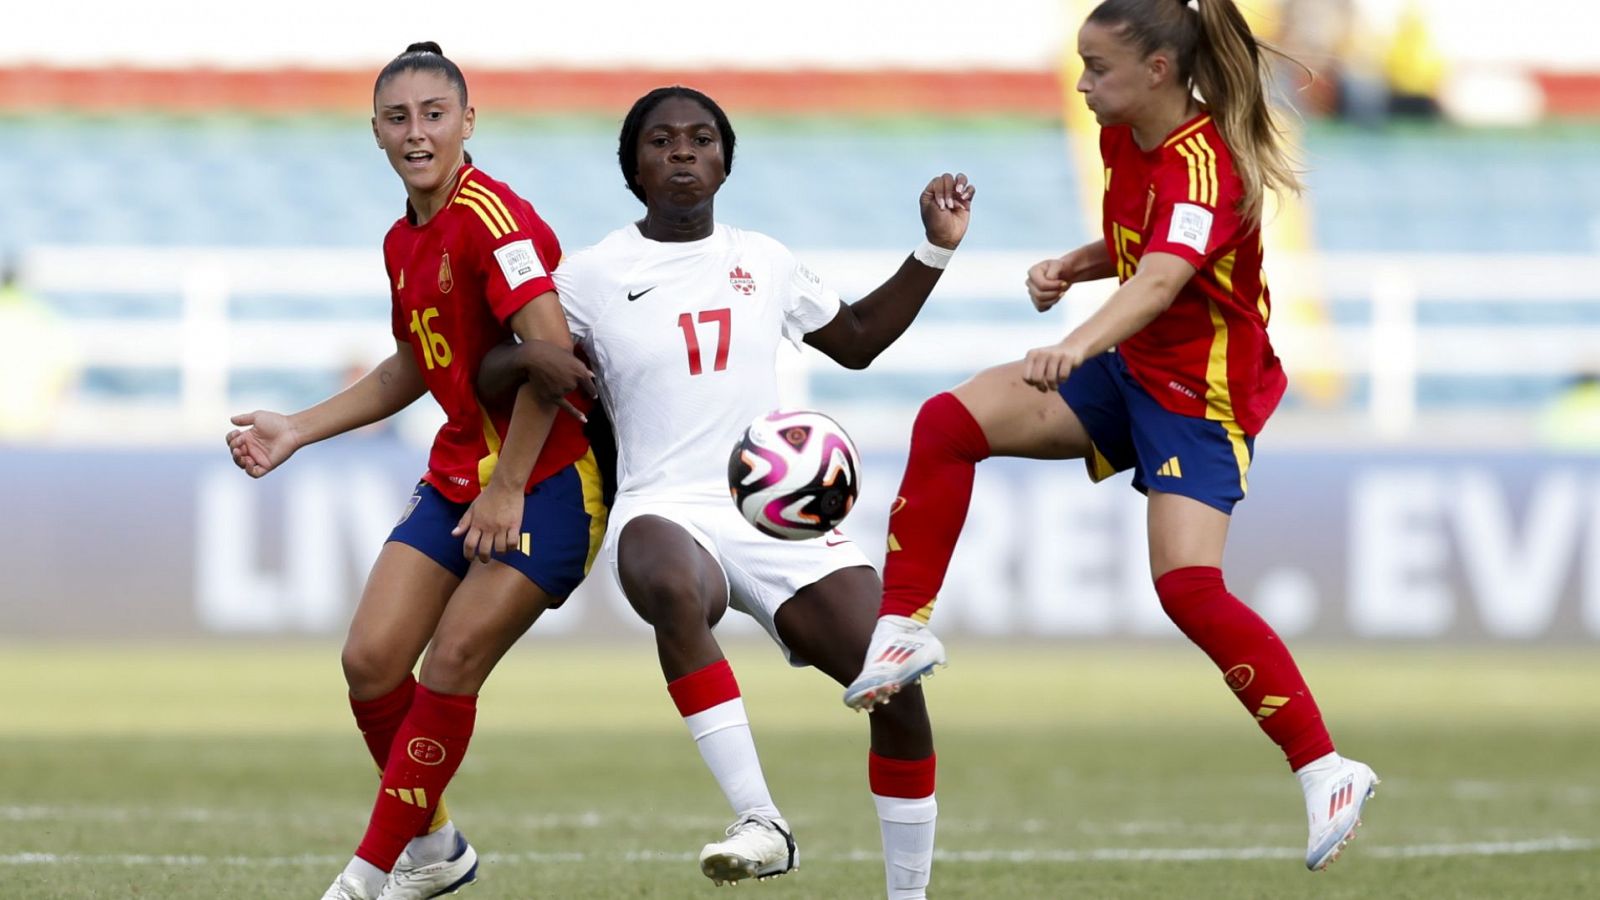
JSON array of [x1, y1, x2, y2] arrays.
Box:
[[482, 86, 973, 898]]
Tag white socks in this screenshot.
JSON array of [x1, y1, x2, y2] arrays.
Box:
[[684, 697, 781, 819], [1295, 751, 1343, 791], [342, 856, 387, 895], [405, 820, 458, 863], [873, 793, 937, 900]]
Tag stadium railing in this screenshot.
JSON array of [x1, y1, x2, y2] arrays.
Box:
[[22, 245, 1600, 448]]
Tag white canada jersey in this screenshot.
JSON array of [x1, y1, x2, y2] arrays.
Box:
[[555, 223, 843, 501]]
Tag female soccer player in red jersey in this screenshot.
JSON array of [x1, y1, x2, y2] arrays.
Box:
[[843, 0, 1379, 872], [225, 43, 602, 900], [482, 87, 972, 898]]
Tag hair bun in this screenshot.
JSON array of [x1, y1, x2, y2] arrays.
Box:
[[405, 41, 443, 55]]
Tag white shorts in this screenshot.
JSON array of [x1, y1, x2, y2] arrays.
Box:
[[603, 492, 874, 665]]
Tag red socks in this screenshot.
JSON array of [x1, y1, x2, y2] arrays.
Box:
[[1155, 566, 1335, 770], [350, 674, 416, 769], [879, 393, 991, 621], [356, 685, 477, 870], [868, 751, 936, 799], [667, 658, 741, 717]]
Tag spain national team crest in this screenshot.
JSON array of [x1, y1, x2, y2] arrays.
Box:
[[438, 252, 454, 294], [729, 266, 756, 295]]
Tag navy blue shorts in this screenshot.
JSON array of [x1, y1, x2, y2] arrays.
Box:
[[387, 452, 607, 600], [1058, 352, 1256, 514]]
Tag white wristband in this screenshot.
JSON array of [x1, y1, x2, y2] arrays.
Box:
[[912, 240, 954, 270]]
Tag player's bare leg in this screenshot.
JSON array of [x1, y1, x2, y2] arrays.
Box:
[[343, 542, 456, 702], [617, 516, 794, 886], [616, 515, 731, 680]]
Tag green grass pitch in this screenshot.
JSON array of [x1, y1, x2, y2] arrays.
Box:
[[3, 641, 1597, 898]]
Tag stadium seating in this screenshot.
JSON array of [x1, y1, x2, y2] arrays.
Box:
[[5, 118, 1597, 416]]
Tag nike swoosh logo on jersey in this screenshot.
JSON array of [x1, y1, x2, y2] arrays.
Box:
[[627, 286, 657, 302]]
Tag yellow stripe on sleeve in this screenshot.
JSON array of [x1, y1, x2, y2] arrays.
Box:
[[1183, 137, 1213, 207], [460, 184, 515, 236], [1174, 141, 1200, 204], [465, 183, 520, 236], [453, 196, 504, 239], [1193, 133, 1220, 206]]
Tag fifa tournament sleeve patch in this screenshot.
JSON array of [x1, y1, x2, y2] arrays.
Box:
[[1167, 203, 1214, 254], [493, 239, 546, 290], [795, 260, 824, 290]]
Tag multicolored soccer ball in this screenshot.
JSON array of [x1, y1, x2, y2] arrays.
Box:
[[728, 409, 861, 540]]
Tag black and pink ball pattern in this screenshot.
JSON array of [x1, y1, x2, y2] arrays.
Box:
[[728, 409, 861, 540]]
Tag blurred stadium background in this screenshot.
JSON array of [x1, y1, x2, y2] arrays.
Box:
[[2, 1, 1598, 897]]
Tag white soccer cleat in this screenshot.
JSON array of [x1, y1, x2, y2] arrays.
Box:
[[698, 813, 798, 886], [842, 616, 947, 711], [379, 831, 479, 898], [1301, 756, 1380, 871], [321, 873, 380, 900]]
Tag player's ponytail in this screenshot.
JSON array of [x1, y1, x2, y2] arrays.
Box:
[[1087, 0, 1301, 224], [1189, 0, 1301, 223]]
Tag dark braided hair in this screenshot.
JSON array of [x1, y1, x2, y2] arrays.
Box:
[[617, 86, 736, 204]]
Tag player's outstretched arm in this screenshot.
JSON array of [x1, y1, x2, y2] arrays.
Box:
[[224, 343, 425, 478], [804, 172, 975, 369]]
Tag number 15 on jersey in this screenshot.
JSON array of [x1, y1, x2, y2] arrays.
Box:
[[678, 308, 731, 376]]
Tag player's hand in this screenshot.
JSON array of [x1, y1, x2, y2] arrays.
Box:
[[1021, 339, 1087, 392], [1026, 255, 1074, 312], [518, 340, 595, 423], [453, 483, 523, 563], [920, 172, 976, 251], [225, 410, 301, 478]]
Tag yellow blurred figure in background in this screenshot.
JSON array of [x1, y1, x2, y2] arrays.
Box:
[[0, 259, 80, 440], [1386, 0, 1446, 117], [1538, 372, 1600, 449]]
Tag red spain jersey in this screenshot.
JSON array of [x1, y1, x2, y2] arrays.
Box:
[[1100, 112, 1285, 436], [384, 164, 590, 503]]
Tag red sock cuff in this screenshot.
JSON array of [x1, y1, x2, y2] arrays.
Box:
[[667, 659, 740, 718], [868, 751, 936, 798], [350, 674, 417, 724], [1154, 566, 1224, 608], [920, 393, 990, 462], [409, 685, 478, 736]]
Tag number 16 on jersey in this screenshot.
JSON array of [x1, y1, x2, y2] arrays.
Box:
[[678, 308, 731, 376]]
